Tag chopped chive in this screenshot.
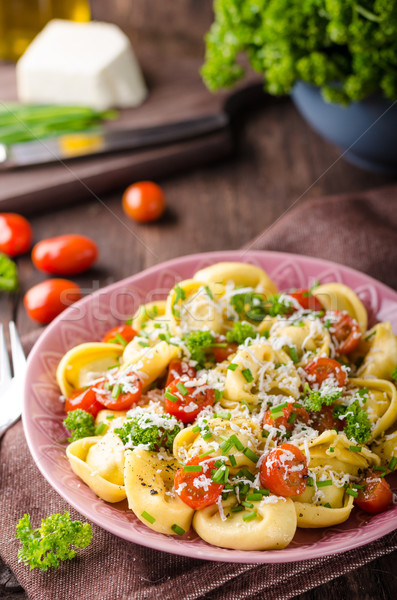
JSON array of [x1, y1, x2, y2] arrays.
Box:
[[242, 500, 254, 508], [229, 434, 244, 452], [243, 448, 259, 463], [106, 414, 115, 420], [212, 467, 226, 483], [242, 368, 254, 383], [271, 411, 284, 420], [271, 402, 288, 413], [214, 459, 224, 468], [227, 363, 238, 371], [228, 454, 237, 467], [219, 435, 229, 442], [231, 505, 244, 513], [125, 318, 133, 325], [364, 330, 376, 341], [176, 382, 189, 396], [373, 466, 386, 477], [287, 412, 297, 425], [388, 457, 397, 471], [246, 493, 262, 502], [171, 524, 185, 536], [293, 402, 303, 409], [236, 468, 255, 482], [152, 305, 158, 316], [317, 480, 332, 488], [259, 488, 270, 496], [114, 333, 127, 347], [112, 384, 121, 399], [329, 447, 335, 453], [107, 364, 120, 370], [242, 510, 257, 522], [307, 477, 314, 487], [220, 441, 234, 455], [287, 346, 299, 364], [165, 391, 179, 403], [222, 467, 229, 484], [199, 449, 215, 458], [204, 285, 213, 300], [104, 382, 111, 391], [346, 488, 358, 498], [212, 342, 227, 348], [240, 400, 252, 413], [214, 411, 231, 420], [138, 341, 149, 347], [95, 423, 107, 435], [202, 431, 213, 441], [153, 322, 162, 329], [141, 511, 156, 524], [349, 446, 362, 453], [262, 430, 269, 438], [352, 483, 365, 490], [192, 425, 201, 433], [323, 503, 332, 509], [183, 465, 202, 473]]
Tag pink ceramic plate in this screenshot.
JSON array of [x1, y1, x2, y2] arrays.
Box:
[[23, 251, 397, 563]]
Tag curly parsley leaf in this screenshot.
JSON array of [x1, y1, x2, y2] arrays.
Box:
[[303, 383, 342, 412], [63, 409, 95, 442], [184, 330, 215, 366], [230, 291, 291, 322], [115, 411, 182, 452], [16, 512, 92, 571], [226, 322, 255, 345], [0, 253, 19, 292], [333, 391, 372, 444]]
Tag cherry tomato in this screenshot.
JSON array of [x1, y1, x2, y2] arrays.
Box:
[[0, 213, 32, 257], [354, 472, 393, 514], [174, 456, 224, 510], [32, 234, 98, 275], [328, 310, 361, 355], [259, 443, 308, 497], [165, 359, 197, 387], [212, 339, 238, 363], [93, 373, 142, 410], [103, 324, 137, 345], [304, 357, 347, 388], [24, 279, 82, 324], [164, 377, 215, 423], [65, 387, 104, 418], [122, 181, 166, 223], [289, 289, 323, 311], [308, 406, 345, 434], [263, 403, 309, 437]]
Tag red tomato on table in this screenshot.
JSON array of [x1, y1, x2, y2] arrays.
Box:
[[164, 377, 215, 423], [174, 456, 224, 509], [0, 213, 32, 257], [259, 443, 308, 497], [65, 388, 104, 418], [24, 279, 82, 324], [32, 234, 98, 275], [103, 325, 137, 345], [289, 289, 323, 311], [304, 357, 347, 388], [122, 181, 166, 223], [328, 310, 361, 355], [354, 473, 393, 514]]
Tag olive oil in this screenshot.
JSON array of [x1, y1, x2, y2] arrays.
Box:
[[0, 0, 90, 61]]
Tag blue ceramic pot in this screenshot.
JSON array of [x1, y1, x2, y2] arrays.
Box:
[[291, 81, 397, 174]]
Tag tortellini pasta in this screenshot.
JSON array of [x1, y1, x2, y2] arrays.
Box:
[[59, 261, 397, 552]]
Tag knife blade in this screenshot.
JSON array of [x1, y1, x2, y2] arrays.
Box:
[[0, 113, 229, 169]]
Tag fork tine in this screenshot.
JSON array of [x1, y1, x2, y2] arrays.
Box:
[[0, 323, 12, 385], [9, 321, 26, 378]]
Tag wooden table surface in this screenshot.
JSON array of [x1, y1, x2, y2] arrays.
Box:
[[1, 95, 396, 599]]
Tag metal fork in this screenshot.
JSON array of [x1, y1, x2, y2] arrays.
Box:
[[0, 322, 27, 439]]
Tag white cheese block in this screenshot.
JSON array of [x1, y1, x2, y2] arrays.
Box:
[[16, 19, 148, 111]]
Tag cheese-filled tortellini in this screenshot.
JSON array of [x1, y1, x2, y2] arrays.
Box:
[[124, 449, 194, 535], [58, 261, 397, 553]]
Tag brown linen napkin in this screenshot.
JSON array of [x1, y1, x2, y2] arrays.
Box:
[[1, 185, 397, 600]]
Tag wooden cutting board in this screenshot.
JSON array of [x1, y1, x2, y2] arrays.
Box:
[[0, 46, 265, 214]]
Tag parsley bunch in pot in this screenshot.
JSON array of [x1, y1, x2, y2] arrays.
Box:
[[202, 0, 397, 174]]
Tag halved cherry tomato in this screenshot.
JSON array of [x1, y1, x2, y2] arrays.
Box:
[[289, 289, 323, 311], [304, 357, 347, 388], [354, 472, 393, 514], [24, 279, 82, 324], [212, 339, 238, 363], [65, 387, 104, 418], [165, 359, 197, 387], [103, 324, 137, 344], [174, 456, 224, 509], [164, 377, 215, 423], [263, 403, 309, 437], [259, 443, 308, 497], [0, 213, 32, 257], [308, 406, 345, 434], [32, 234, 98, 275], [93, 372, 142, 411], [328, 310, 361, 355], [122, 181, 166, 223]]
